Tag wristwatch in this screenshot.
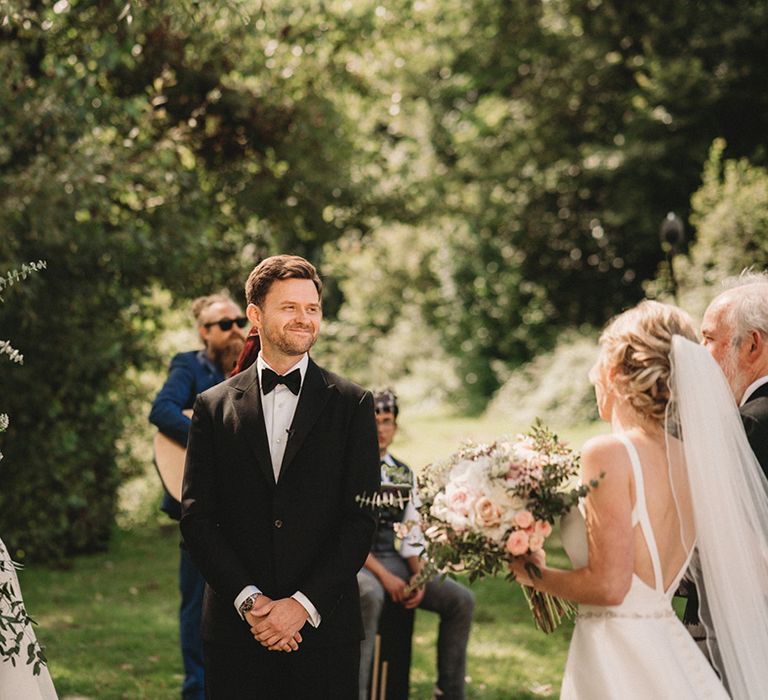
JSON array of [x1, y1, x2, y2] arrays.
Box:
[[238, 593, 261, 617]]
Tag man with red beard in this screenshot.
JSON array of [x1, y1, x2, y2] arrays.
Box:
[[180, 255, 379, 699], [150, 292, 248, 700]]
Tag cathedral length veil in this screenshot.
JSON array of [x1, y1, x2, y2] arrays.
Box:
[[668, 335, 768, 699]]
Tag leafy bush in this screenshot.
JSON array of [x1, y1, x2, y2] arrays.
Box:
[[671, 139, 768, 316], [485, 330, 599, 428]]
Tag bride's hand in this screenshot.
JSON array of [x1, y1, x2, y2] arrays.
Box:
[[508, 550, 546, 588]]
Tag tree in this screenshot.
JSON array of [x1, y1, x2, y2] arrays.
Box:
[[0, 0, 392, 561], [673, 139, 768, 316], [322, 0, 768, 407]]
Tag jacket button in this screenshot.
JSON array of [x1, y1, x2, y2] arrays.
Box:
[[274, 519, 283, 528]]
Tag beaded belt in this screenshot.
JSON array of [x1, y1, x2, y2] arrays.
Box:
[[577, 609, 676, 620]]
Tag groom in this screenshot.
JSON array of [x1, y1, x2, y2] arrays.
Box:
[[180, 255, 380, 699]]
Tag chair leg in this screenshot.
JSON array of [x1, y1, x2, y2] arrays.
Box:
[[371, 634, 381, 700]]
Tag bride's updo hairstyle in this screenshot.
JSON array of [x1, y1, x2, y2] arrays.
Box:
[[595, 300, 698, 425]]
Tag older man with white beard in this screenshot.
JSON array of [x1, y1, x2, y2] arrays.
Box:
[[679, 272, 768, 676], [701, 272, 768, 475]]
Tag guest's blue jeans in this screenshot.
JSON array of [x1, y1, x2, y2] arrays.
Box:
[[179, 547, 206, 700], [358, 554, 475, 700]]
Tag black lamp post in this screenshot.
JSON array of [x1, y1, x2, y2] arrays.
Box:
[[659, 212, 685, 302]]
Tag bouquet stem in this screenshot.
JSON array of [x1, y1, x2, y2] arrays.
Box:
[[521, 586, 577, 634]]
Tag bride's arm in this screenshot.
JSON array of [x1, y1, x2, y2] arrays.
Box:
[[510, 435, 634, 606]]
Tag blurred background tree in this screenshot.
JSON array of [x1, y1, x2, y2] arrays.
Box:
[[1, 0, 767, 561]]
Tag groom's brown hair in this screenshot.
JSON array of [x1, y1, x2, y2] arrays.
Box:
[[245, 254, 323, 308]]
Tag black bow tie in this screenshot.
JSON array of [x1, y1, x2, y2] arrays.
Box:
[[261, 367, 301, 395]]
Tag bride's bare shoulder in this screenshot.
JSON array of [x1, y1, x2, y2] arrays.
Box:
[[580, 434, 632, 479]]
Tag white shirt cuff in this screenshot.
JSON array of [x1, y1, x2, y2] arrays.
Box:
[[292, 591, 321, 627], [234, 585, 261, 620]]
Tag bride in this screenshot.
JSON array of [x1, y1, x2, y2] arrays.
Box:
[[510, 300, 768, 699]]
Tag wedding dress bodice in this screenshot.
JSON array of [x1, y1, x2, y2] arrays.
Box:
[[561, 434, 693, 617], [558, 434, 727, 700]]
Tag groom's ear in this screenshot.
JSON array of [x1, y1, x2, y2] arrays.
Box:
[[246, 303, 261, 330]]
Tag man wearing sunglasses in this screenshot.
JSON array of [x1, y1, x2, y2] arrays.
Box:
[[149, 292, 247, 700]]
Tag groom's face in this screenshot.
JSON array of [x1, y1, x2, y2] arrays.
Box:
[[248, 278, 322, 359]]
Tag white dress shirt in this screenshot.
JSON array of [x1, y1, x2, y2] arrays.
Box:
[[234, 352, 321, 627], [740, 375, 768, 407], [257, 353, 308, 481]]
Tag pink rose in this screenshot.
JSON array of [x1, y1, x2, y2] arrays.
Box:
[[506, 461, 525, 481], [528, 533, 545, 552], [534, 520, 553, 538], [505, 530, 530, 556], [474, 496, 502, 528], [513, 510, 534, 529]]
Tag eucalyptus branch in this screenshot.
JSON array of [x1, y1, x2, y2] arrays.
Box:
[[0, 561, 47, 675], [0, 414, 7, 462], [0, 260, 46, 302], [356, 485, 412, 511], [0, 340, 23, 365]]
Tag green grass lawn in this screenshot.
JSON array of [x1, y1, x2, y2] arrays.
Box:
[[21, 525, 575, 699], [18, 418, 608, 698]]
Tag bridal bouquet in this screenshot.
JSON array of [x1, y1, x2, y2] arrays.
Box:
[[406, 420, 595, 633]]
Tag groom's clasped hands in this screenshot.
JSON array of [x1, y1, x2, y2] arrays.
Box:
[[246, 595, 307, 652]]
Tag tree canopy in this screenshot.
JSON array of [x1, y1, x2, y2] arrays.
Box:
[[1, 0, 767, 559]]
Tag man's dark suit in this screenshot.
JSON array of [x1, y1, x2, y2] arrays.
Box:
[[740, 381, 768, 476], [180, 357, 380, 698]]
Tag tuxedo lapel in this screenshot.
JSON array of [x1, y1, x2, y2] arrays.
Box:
[[744, 381, 768, 405], [231, 364, 276, 488], [279, 358, 334, 480]]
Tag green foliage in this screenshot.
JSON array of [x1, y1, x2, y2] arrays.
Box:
[[323, 0, 768, 406], [671, 139, 768, 314], [486, 329, 600, 428], [318, 224, 462, 408], [0, 0, 391, 562]]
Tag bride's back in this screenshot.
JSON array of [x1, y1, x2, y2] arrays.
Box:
[[623, 428, 694, 594], [589, 300, 699, 594]]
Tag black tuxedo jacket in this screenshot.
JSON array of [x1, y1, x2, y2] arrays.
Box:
[[179, 357, 380, 648], [741, 381, 768, 477]]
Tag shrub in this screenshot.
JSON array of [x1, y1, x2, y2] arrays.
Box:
[[485, 329, 599, 428]]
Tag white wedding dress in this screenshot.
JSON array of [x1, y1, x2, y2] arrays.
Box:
[[0, 537, 57, 699], [559, 434, 727, 699]]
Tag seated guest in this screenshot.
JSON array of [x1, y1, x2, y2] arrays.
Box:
[[357, 389, 475, 700]]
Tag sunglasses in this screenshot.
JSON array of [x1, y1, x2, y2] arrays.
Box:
[[204, 317, 248, 331]]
